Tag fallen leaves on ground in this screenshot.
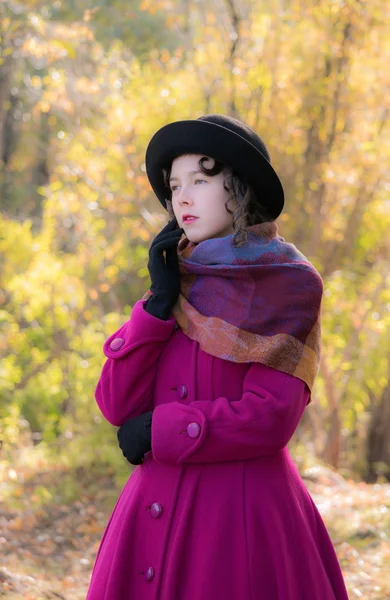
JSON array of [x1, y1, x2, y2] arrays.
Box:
[[303, 465, 390, 599]]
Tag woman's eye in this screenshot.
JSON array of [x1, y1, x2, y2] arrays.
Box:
[[194, 178, 206, 184], [170, 185, 179, 192]]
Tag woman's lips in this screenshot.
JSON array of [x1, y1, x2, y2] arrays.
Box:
[[183, 217, 199, 224]]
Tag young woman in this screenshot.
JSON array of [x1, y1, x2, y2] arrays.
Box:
[[86, 114, 349, 599]]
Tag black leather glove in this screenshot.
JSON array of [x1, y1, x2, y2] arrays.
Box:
[[117, 412, 153, 465], [144, 218, 184, 321]]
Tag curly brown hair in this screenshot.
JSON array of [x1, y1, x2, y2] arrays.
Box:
[[162, 156, 271, 247]]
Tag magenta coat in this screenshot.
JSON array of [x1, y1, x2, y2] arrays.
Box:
[[86, 299, 349, 600]]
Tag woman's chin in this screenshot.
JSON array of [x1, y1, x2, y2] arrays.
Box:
[[184, 231, 207, 244], [185, 229, 234, 244]]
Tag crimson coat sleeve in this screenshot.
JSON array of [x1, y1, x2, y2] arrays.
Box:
[[151, 362, 309, 464], [95, 299, 176, 426]]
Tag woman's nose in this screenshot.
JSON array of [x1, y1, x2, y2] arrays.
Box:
[[178, 187, 193, 205]]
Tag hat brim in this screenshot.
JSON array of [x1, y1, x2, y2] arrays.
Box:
[[145, 120, 284, 220]]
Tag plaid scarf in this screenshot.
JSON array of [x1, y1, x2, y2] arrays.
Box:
[[145, 222, 323, 394]]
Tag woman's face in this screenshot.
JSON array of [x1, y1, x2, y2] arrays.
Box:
[[169, 154, 237, 244]]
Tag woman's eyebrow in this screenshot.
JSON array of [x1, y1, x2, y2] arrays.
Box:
[[169, 169, 202, 182]]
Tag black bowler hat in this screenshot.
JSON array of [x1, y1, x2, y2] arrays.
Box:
[[145, 114, 284, 220]]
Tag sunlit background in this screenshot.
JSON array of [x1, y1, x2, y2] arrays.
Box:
[[1, 0, 389, 597]]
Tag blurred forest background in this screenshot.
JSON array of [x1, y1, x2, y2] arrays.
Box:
[[1, 0, 390, 598]]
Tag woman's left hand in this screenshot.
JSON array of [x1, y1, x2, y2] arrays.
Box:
[[117, 412, 153, 465]]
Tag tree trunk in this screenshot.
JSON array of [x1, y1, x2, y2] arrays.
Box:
[[0, 55, 15, 210], [321, 408, 342, 470], [366, 372, 390, 482], [319, 355, 343, 469], [30, 110, 51, 225]]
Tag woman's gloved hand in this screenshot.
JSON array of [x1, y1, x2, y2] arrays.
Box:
[[144, 218, 184, 321], [117, 412, 153, 465]]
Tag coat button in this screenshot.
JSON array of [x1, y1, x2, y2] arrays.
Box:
[[144, 566, 155, 582], [187, 422, 201, 438], [150, 503, 163, 518], [110, 337, 124, 351], [178, 384, 188, 399]]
